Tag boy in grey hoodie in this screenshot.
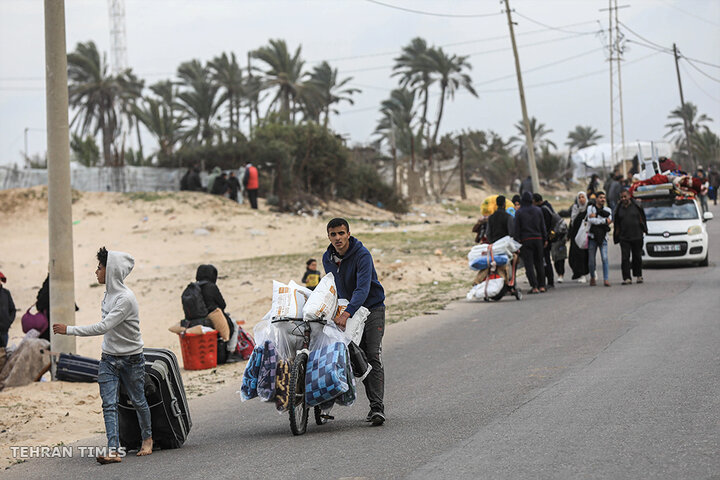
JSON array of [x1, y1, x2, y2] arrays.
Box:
[[54, 247, 152, 463]]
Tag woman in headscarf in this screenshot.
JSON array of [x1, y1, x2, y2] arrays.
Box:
[[568, 191, 590, 282]]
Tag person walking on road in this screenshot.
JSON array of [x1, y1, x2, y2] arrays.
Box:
[[53, 248, 153, 464], [513, 192, 547, 294], [243, 162, 259, 209], [708, 165, 719, 206], [485, 195, 514, 244], [322, 218, 387, 426], [568, 192, 590, 283], [519, 176, 533, 197], [613, 189, 648, 284], [533, 193, 555, 289], [587, 192, 612, 287]]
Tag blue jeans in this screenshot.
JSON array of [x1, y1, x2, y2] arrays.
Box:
[[588, 238, 609, 281], [98, 353, 152, 449]]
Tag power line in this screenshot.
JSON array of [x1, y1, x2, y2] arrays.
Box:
[[364, 0, 502, 18], [680, 62, 720, 104], [658, 0, 720, 28], [618, 20, 672, 52], [683, 57, 720, 84], [513, 11, 601, 35]]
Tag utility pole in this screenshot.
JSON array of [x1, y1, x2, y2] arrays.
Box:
[[614, 0, 627, 179], [607, 0, 615, 172], [504, 0, 539, 193], [44, 0, 77, 370], [458, 135, 466, 200], [673, 43, 695, 170], [24, 127, 29, 163]]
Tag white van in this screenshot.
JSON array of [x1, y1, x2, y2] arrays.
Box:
[[638, 196, 713, 266]]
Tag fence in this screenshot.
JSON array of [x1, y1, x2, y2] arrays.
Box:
[[0, 165, 208, 192]]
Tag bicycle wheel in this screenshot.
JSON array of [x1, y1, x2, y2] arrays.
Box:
[[314, 405, 328, 425], [288, 352, 309, 435]]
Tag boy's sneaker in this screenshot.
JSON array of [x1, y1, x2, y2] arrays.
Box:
[[636, 276, 644, 284], [557, 276, 564, 284], [365, 410, 373, 422], [370, 411, 386, 426]]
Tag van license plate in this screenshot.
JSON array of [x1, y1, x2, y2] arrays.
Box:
[[654, 244, 681, 252]]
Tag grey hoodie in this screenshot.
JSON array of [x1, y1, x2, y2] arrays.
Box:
[[67, 251, 144, 356]]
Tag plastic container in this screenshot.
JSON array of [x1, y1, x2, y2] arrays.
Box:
[[179, 330, 218, 370]]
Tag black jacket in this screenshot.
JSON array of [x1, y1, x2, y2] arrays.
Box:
[[195, 265, 226, 312], [486, 209, 513, 244], [0, 286, 16, 332], [513, 200, 547, 243], [613, 200, 647, 244]]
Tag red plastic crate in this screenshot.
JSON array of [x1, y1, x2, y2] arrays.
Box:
[[179, 330, 218, 370]]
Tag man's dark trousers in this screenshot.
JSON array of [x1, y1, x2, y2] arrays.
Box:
[[620, 239, 643, 279], [520, 239, 545, 289], [543, 245, 554, 287], [247, 189, 258, 209], [359, 306, 385, 414]]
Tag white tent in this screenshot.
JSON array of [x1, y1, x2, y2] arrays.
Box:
[[571, 141, 675, 179]]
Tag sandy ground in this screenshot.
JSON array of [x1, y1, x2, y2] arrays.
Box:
[[0, 184, 575, 469]]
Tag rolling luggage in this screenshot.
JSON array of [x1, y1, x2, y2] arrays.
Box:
[[55, 353, 99, 383], [118, 348, 191, 450]]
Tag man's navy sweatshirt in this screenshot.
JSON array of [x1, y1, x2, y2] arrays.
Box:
[[513, 205, 547, 243], [322, 236, 385, 317]]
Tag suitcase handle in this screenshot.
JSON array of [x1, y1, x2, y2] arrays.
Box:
[[171, 399, 181, 418]]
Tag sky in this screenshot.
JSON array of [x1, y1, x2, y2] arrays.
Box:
[[1, 0, 719, 166]]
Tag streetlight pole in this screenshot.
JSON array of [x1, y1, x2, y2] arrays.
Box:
[[44, 0, 76, 370]]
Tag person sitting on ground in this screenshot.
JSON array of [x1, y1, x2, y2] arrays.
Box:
[[0, 272, 16, 349], [485, 195, 514, 244], [35, 273, 79, 342], [195, 264, 236, 363], [53, 247, 153, 463], [302, 259, 321, 291]]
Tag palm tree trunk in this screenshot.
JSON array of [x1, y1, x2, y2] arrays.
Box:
[[431, 86, 446, 147], [134, 118, 144, 164], [101, 119, 113, 166], [418, 86, 429, 142]]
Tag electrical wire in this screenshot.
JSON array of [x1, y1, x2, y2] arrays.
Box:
[[683, 57, 720, 84], [657, 0, 720, 28], [680, 62, 720, 104], [618, 21, 673, 52], [513, 11, 601, 35], [363, 0, 502, 18]]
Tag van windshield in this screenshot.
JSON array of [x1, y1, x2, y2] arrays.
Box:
[[641, 198, 698, 221]]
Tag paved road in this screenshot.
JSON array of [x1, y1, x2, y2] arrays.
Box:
[[6, 205, 719, 480]]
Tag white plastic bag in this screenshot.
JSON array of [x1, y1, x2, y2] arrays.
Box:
[[310, 321, 349, 351], [303, 273, 338, 322], [490, 235, 521, 256], [467, 244, 489, 267], [344, 306, 369, 345], [476, 276, 504, 298], [574, 219, 590, 249], [271, 280, 310, 319]]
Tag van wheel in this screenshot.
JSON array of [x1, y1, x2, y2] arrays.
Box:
[[699, 254, 709, 267]]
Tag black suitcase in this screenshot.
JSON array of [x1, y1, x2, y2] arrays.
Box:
[[118, 348, 191, 450], [55, 353, 100, 382]]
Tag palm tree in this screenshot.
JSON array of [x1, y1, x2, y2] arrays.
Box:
[[665, 102, 713, 160], [176, 60, 222, 145], [251, 39, 306, 123], [305, 61, 360, 128], [209, 52, 244, 140], [392, 38, 434, 143], [510, 117, 557, 156], [691, 126, 720, 166], [422, 47, 477, 146], [67, 41, 123, 165], [566, 125, 602, 151], [116, 70, 145, 163], [133, 96, 185, 161], [243, 73, 263, 134], [374, 88, 417, 157]]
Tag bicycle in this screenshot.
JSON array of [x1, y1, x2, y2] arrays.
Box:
[[272, 318, 328, 436]]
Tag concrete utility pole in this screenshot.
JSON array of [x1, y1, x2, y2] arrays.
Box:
[[44, 0, 77, 367], [459, 136, 466, 200], [673, 43, 695, 170], [614, 0, 627, 179], [504, 0, 539, 194]]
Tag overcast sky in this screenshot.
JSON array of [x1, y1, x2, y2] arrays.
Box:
[[1, 0, 719, 166]]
